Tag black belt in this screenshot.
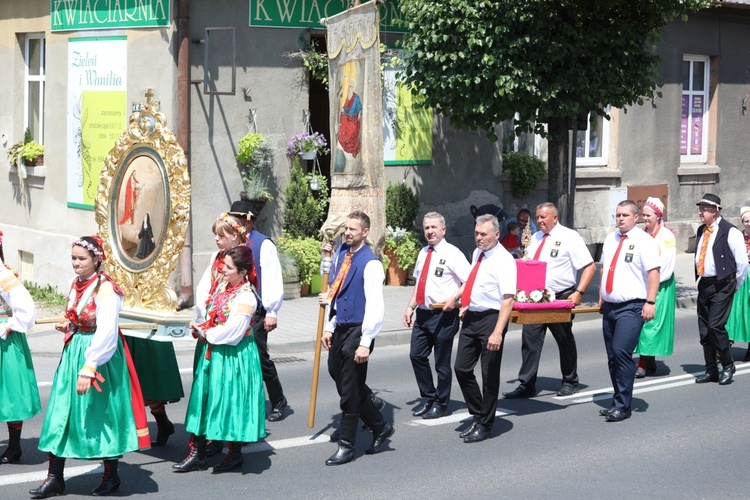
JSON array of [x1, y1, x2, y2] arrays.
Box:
[[465, 308, 499, 317], [604, 298, 646, 307], [337, 323, 363, 328], [700, 275, 735, 284]]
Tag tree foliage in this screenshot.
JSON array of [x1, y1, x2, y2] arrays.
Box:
[[399, 0, 713, 140]]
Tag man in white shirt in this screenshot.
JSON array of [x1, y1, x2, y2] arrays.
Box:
[[229, 201, 287, 421], [504, 202, 595, 399], [403, 212, 471, 419], [318, 211, 393, 465], [453, 214, 516, 443], [599, 201, 660, 422], [693, 193, 748, 385]]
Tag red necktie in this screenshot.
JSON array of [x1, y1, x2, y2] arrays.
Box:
[[461, 252, 485, 306], [533, 233, 550, 261], [415, 246, 434, 306], [605, 234, 627, 294]]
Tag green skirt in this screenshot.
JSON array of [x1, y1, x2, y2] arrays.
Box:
[[727, 277, 750, 343], [635, 275, 676, 357], [125, 336, 184, 402], [185, 335, 266, 443], [0, 331, 42, 422], [38, 332, 139, 459]]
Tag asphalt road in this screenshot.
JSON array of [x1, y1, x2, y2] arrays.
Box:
[[3, 308, 750, 499]]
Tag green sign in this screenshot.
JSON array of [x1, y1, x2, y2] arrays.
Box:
[[249, 0, 406, 32], [51, 0, 170, 32]]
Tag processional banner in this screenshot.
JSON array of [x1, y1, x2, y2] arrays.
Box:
[[321, 1, 385, 252]]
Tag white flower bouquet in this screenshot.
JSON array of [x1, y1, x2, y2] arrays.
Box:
[[514, 288, 556, 303]]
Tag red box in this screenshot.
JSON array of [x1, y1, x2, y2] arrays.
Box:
[[516, 260, 547, 294]]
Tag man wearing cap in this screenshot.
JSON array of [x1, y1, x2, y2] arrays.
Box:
[[403, 212, 471, 419], [229, 200, 288, 421], [634, 197, 677, 378], [599, 200, 660, 422], [693, 193, 748, 385], [503, 202, 595, 399]]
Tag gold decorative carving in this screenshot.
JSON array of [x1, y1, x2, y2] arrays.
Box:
[[95, 95, 190, 312]]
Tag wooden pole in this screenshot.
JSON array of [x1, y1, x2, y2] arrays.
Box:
[[308, 248, 331, 428]]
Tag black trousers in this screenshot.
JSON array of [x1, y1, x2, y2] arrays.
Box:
[[602, 300, 644, 412], [518, 286, 578, 388], [697, 277, 737, 370], [454, 310, 505, 429], [327, 324, 385, 431], [410, 308, 460, 410], [254, 322, 285, 406]]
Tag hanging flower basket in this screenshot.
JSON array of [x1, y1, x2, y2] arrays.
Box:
[[286, 131, 330, 158], [301, 150, 317, 160]]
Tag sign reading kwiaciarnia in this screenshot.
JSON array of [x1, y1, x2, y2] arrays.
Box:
[[51, 0, 170, 32], [249, 0, 406, 32]]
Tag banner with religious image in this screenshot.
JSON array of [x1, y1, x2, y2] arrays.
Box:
[[322, 1, 385, 251], [67, 36, 127, 209]]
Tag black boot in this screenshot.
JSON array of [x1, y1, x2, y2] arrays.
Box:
[[744, 344, 750, 362], [151, 410, 175, 447], [91, 459, 120, 496], [2, 422, 22, 464], [212, 442, 244, 473], [266, 376, 288, 422], [29, 454, 65, 498], [325, 414, 358, 466], [172, 435, 208, 472], [205, 440, 224, 457]]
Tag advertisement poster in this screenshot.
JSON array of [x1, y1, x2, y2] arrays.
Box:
[[691, 95, 704, 155], [67, 37, 127, 209], [680, 95, 688, 155]]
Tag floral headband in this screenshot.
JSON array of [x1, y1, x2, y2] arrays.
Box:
[[216, 212, 246, 236], [72, 236, 106, 260]]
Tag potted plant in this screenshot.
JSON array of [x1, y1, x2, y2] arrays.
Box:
[[236, 132, 275, 215], [502, 151, 546, 198], [285, 131, 330, 160], [385, 182, 420, 230], [277, 236, 322, 296], [283, 158, 329, 239], [7, 128, 45, 170], [384, 226, 421, 286]]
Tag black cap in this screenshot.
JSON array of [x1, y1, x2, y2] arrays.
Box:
[[696, 193, 722, 210], [228, 200, 257, 220]]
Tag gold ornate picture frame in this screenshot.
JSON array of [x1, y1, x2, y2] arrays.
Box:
[[95, 101, 190, 312]]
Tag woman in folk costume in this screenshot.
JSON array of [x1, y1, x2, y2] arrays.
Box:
[[726, 206, 750, 361], [634, 197, 677, 377], [0, 230, 41, 465], [173, 245, 265, 474], [31, 236, 149, 499]]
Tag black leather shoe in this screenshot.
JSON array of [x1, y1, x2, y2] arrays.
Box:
[[365, 423, 394, 454], [503, 385, 535, 399], [605, 409, 631, 422], [1, 447, 21, 464], [268, 396, 288, 422], [212, 454, 244, 473], [172, 453, 208, 472], [599, 406, 615, 417], [29, 476, 65, 499], [151, 418, 175, 447], [325, 443, 354, 466], [412, 402, 433, 417], [422, 406, 447, 419], [557, 384, 579, 397], [719, 364, 736, 385], [205, 440, 223, 457], [459, 422, 478, 438], [695, 372, 719, 383], [463, 425, 490, 443]]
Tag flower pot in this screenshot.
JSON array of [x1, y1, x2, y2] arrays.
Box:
[[309, 178, 320, 191], [300, 283, 310, 296], [301, 150, 317, 160], [384, 248, 407, 286], [283, 273, 301, 300]]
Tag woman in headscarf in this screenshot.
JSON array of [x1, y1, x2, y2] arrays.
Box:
[[173, 245, 265, 474], [31, 236, 149, 499], [0, 229, 40, 465], [634, 197, 677, 378], [727, 206, 750, 361]]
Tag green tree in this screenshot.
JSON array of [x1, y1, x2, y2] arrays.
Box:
[[399, 0, 713, 205], [283, 158, 329, 238]]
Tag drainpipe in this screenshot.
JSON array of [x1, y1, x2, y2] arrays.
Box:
[[176, 0, 194, 307]]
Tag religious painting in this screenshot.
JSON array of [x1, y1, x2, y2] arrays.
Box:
[[332, 60, 365, 175], [112, 147, 168, 270]]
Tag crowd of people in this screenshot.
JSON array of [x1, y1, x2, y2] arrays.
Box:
[[0, 191, 748, 495]]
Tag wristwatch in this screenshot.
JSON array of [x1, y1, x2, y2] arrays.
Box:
[[646, 300, 656, 305]]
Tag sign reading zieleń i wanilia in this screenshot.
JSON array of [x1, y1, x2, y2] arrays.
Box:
[[51, 0, 170, 32], [249, 0, 406, 32]]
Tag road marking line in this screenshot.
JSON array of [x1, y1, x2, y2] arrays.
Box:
[[407, 409, 516, 427], [242, 434, 332, 453], [0, 464, 101, 487]]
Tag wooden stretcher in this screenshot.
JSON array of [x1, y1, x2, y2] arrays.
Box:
[[429, 303, 601, 324]]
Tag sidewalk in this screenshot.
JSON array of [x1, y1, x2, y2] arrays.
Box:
[[262, 251, 699, 354], [26, 252, 699, 356]]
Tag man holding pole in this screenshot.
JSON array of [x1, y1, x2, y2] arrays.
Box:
[[318, 211, 393, 466], [403, 212, 470, 419]]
